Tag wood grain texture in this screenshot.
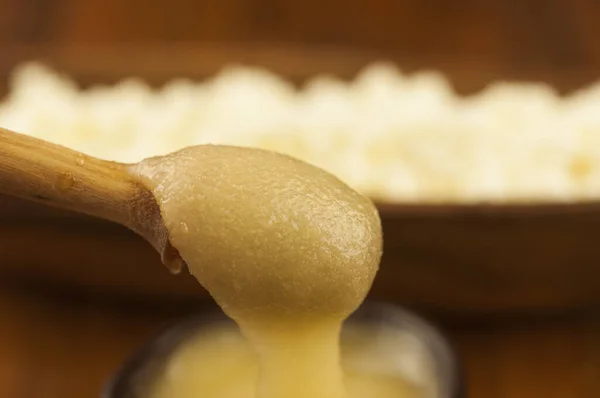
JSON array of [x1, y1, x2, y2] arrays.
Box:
[[453, 314, 600, 398], [0, 127, 185, 275], [0, 286, 178, 398], [4, 195, 600, 315], [0, 128, 139, 227], [1, 0, 600, 93]]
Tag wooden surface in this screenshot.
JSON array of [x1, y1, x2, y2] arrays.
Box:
[[4, 193, 600, 315], [1, 283, 599, 398], [2, 0, 600, 67], [2, 0, 600, 94]]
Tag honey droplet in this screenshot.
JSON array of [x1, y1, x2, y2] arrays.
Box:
[[75, 154, 86, 166], [165, 257, 185, 275], [56, 172, 75, 192], [163, 242, 186, 275]]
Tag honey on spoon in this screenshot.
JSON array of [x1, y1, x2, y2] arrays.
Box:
[[0, 127, 385, 398]]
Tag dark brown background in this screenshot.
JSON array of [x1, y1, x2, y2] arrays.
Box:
[[2, 0, 600, 92], [1, 1, 600, 397]]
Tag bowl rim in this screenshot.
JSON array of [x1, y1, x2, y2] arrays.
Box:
[[3, 194, 600, 222], [101, 301, 465, 398], [376, 199, 600, 218]]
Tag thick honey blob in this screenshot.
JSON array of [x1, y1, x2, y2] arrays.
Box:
[[131, 145, 383, 398]]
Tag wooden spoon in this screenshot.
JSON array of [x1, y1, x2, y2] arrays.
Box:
[[0, 127, 185, 274]]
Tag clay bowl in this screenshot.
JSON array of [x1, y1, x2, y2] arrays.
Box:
[[2, 44, 600, 316], [102, 301, 465, 398]]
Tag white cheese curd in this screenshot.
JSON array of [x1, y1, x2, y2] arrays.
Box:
[[2, 61, 600, 203]]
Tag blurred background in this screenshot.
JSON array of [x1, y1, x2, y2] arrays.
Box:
[[2, 1, 600, 398], [2, 0, 600, 92]]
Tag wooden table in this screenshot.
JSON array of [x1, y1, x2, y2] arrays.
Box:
[[1, 281, 599, 398]]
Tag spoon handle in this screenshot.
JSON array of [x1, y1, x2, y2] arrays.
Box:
[[0, 127, 138, 225]]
